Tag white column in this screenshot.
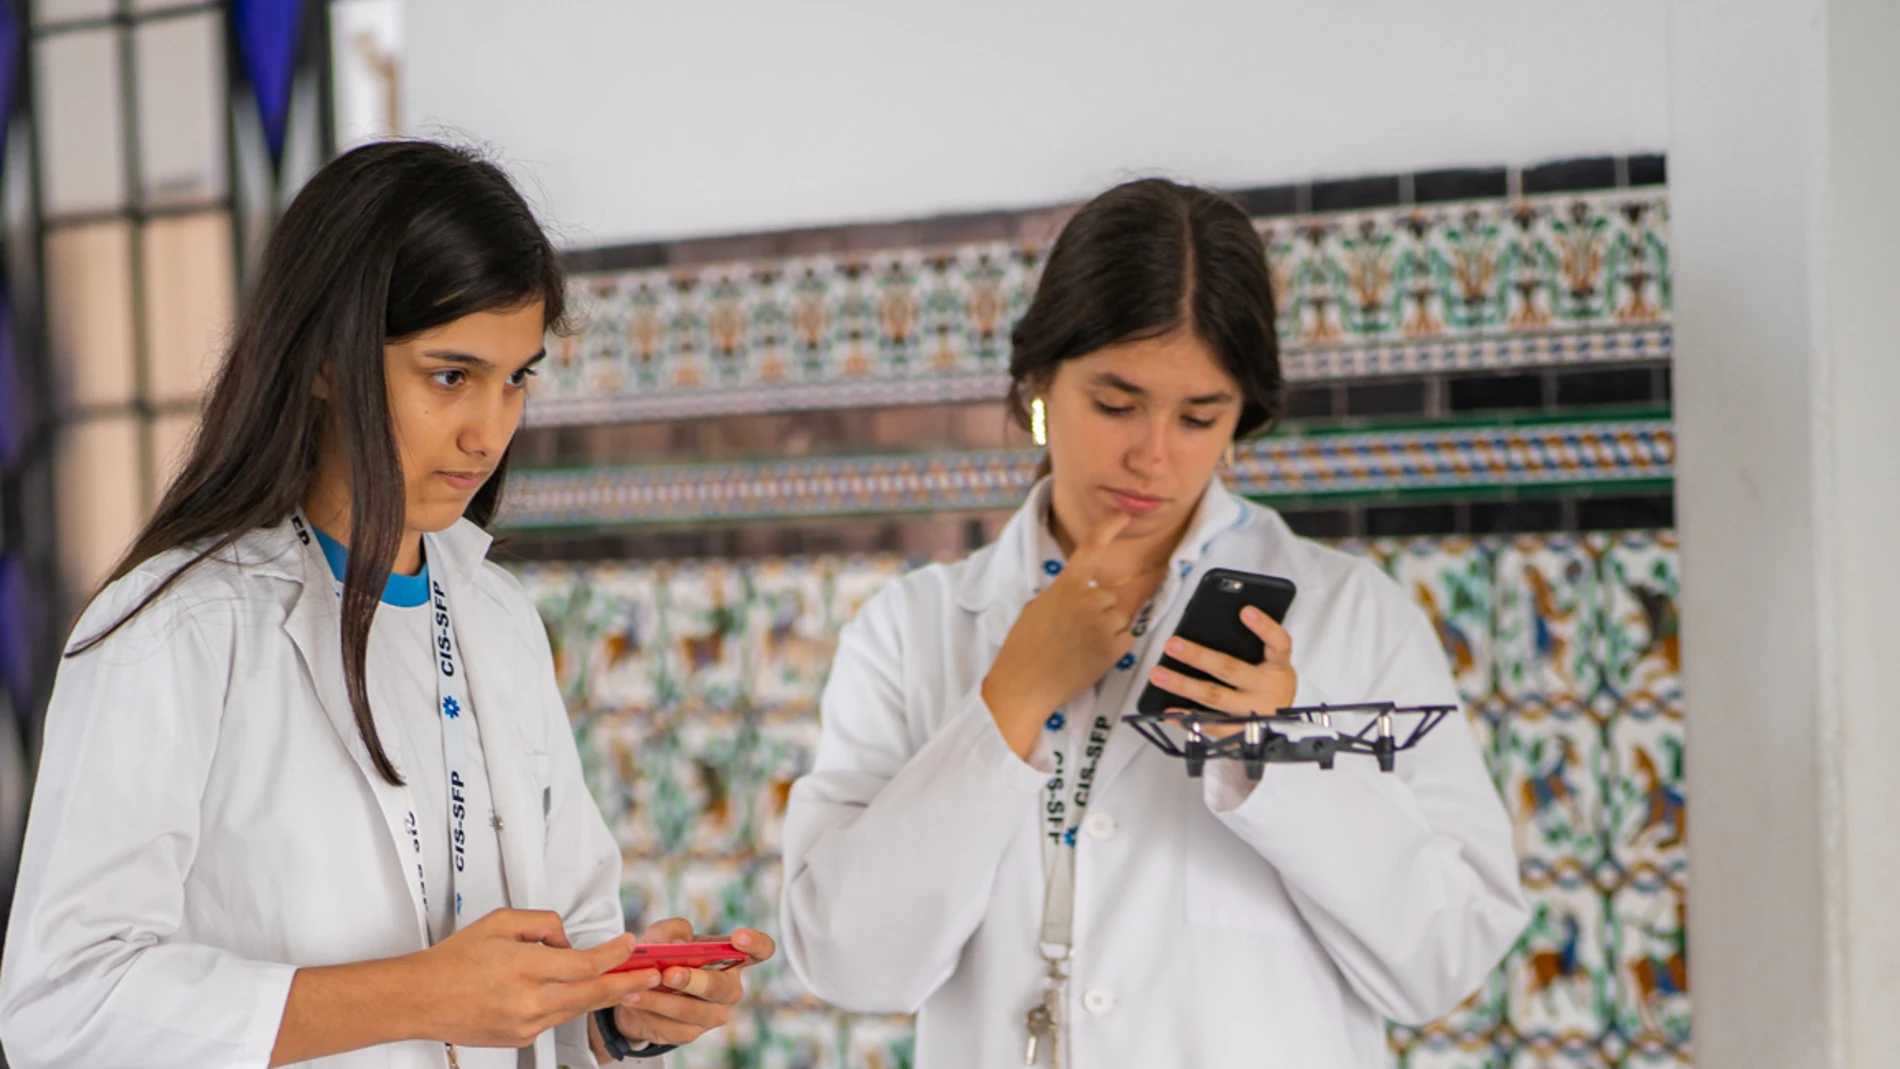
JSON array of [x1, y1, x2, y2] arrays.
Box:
[[1668, 1, 1900, 1066]]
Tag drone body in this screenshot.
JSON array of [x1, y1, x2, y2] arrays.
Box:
[[1122, 702, 1458, 780]]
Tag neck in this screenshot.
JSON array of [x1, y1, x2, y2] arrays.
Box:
[[302, 483, 424, 577]]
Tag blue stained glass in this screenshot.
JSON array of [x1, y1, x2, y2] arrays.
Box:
[[231, 0, 306, 164], [0, 1, 19, 160]]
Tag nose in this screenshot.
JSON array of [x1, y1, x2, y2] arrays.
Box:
[[1124, 414, 1171, 477], [458, 383, 523, 460]]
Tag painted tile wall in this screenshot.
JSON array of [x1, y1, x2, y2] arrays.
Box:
[[515, 529, 1686, 1068]]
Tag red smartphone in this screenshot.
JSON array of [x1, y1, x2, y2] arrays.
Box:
[[607, 941, 747, 975]]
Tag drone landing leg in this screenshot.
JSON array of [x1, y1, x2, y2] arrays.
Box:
[[1242, 721, 1265, 781]]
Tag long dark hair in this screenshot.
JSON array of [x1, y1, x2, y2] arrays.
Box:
[[67, 140, 568, 786], [1008, 177, 1283, 438]]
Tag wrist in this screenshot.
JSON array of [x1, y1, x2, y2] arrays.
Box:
[[982, 670, 1055, 723], [981, 675, 1051, 760], [609, 1005, 644, 1045], [272, 953, 437, 1065], [601, 1007, 675, 1060], [379, 951, 438, 1044]]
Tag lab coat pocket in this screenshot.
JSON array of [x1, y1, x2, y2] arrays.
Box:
[[527, 750, 554, 822]]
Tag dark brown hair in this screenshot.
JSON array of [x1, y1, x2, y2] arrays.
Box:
[[67, 140, 568, 786], [1007, 177, 1283, 438]]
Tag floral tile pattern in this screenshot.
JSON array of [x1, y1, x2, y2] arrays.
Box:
[[513, 529, 1685, 1068], [500, 418, 1674, 529], [528, 193, 1670, 425]]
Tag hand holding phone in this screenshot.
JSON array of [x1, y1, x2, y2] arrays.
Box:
[[599, 923, 776, 1054], [1136, 568, 1297, 719]]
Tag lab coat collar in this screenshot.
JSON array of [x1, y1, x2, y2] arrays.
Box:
[[230, 513, 497, 585], [276, 514, 542, 946], [955, 476, 1253, 613]]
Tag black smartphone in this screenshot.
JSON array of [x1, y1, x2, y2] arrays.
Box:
[[1134, 568, 1297, 716]]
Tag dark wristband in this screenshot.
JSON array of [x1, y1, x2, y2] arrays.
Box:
[[593, 1007, 677, 1060]]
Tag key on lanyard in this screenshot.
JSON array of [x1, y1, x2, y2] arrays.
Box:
[[1023, 958, 1066, 1066], [1024, 1000, 1054, 1066]]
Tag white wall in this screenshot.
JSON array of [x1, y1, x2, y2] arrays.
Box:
[[332, 0, 404, 150], [402, 0, 1668, 246], [1669, 0, 1900, 1064]]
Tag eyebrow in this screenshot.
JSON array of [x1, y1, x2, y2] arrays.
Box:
[[421, 347, 547, 373], [1091, 370, 1236, 406]]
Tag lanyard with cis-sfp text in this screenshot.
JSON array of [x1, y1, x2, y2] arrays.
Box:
[[1026, 591, 1157, 1067], [291, 512, 486, 1068], [1025, 702, 1101, 1069]]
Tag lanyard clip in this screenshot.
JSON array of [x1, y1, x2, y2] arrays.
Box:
[[1037, 943, 1071, 976]]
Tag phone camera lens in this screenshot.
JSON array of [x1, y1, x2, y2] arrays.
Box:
[[1220, 578, 1243, 592]]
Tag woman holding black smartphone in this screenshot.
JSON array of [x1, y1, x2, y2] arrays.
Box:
[[779, 178, 1526, 1067]]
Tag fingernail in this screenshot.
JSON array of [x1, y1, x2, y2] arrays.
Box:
[[623, 993, 643, 1006], [1166, 638, 1184, 654], [666, 969, 691, 988], [644, 973, 663, 989], [734, 931, 751, 948], [1152, 667, 1170, 682], [1242, 606, 1260, 621]]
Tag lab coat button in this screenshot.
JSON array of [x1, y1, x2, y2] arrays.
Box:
[[1083, 813, 1117, 839], [1083, 988, 1115, 1015]]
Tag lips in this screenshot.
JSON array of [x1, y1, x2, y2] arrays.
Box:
[[437, 470, 489, 492], [1106, 488, 1167, 517]]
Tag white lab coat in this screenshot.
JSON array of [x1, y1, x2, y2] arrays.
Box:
[[0, 518, 626, 1069], [781, 479, 1528, 1068]]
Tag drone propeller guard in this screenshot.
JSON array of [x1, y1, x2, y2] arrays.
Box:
[[1121, 702, 1458, 780]]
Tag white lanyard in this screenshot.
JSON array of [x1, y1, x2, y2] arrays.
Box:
[[1025, 589, 1159, 1068], [1038, 707, 1111, 955], [291, 513, 479, 937], [1036, 593, 1157, 950], [427, 564, 479, 933]]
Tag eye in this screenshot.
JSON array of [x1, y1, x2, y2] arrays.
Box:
[[431, 369, 466, 389], [508, 365, 539, 388], [1093, 400, 1134, 417], [1182, 414, 1218, 430]]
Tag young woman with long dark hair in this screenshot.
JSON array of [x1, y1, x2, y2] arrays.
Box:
[[0, 140, 771, 1069]]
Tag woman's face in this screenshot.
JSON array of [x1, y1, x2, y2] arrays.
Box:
[[383, 302, 546, 533], [1042, 329, 1244, 546]]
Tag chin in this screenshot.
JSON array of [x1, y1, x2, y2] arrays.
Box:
[[409, 505, 471, 534], [1124, 507, 1187, 535]]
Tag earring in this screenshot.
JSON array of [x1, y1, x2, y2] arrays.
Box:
[[1222, 442, 1236, 468], [1031, 397, 1048, 446]]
